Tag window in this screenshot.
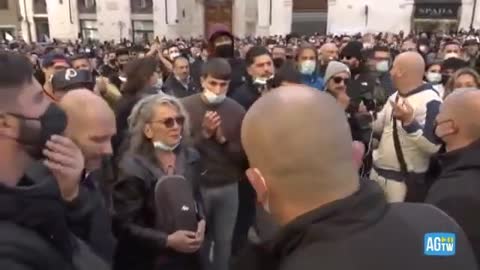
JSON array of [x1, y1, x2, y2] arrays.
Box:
[[132, 20, 154, 43], [33, 0, 47, 14], [0, 0, 8, 10], [78, 0, 96, 13], [80, 20, 98, 40], [35, 18, 50, 42], [131, 0, 153, 14]]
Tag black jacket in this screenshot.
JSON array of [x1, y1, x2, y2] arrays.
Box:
[[113, 146, 204, 270], [0, 162, 109, 270], [425, 140, 480, 266], [233, 180, 477, 270], [67, 168, 117, 264], [230, 77, 261, 110], [164, 75, 199, 98]]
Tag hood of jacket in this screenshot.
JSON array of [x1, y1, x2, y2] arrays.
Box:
[[208, 26, 235, 58], [233, 180, 388, 270], [438, 139, 480, 176], [0, 161, 74, 259]]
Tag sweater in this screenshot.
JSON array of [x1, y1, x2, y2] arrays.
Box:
[[181, 93, 248, 187]]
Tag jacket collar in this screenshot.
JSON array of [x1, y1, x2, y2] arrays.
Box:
[[267, 180, 388, 260], [398, 83, 433, 98], [0, 161, 74, 259], [438, 139, 480, 174]]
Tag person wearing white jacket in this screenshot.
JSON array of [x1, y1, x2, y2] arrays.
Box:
[[371, 52, 442, 202]]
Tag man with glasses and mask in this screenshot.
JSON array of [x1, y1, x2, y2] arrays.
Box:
[[0, 52, 109, 269], [325, 61, 373, 162], [181, 58, 247, 270]]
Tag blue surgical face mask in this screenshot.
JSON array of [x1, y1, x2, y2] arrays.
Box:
[[299, 60, 316, 75], [376, 60, 390, 73]]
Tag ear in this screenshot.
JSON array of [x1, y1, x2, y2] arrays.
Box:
[[143, 124, 154, 139], [246, 168, 268, 204]]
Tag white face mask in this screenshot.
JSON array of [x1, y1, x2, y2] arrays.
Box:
[[376, 60, 389, 73], [203, 88, 226, 105], [153, 137, 181, 152], [299, 60, 316, 75], [444, 53, 459, 60], [426, 72, 442, 84], [170, 52, 181, 60], [253, 74, 274, 85]]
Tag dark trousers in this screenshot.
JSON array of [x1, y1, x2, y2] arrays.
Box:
[[231, 179, 256, 256]]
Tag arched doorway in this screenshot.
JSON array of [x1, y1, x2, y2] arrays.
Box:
[[204, 0, 233, 38]]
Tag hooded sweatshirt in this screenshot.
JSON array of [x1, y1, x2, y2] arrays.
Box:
[[208, 28, 247, 96], [0, 161, 109, 270]]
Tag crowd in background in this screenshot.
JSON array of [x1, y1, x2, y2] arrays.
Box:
[[1, 25, 480, 270]]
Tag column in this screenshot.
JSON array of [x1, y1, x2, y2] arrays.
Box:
[[154, 0, 180, 39], [233, 0, 246, 37], [270, 0, 293, 35], [256, 0, 270, 36], [19, 0, 34, 42], [97, 0, 131, 42], [47, 0, 80, 40]]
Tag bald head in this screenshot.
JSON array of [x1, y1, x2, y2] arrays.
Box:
[[443, 90, 480, 142], [60, 89, 115, 134], [391, 52, 425, 93], [59, 89, 116, 170], [320, 43, 339, 63], [242, 85, 358, 210]]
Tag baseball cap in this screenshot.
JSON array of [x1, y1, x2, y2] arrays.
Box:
[[52, 68, 95, 93]]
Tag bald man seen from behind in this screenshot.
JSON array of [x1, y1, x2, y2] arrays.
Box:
[[426, 90, 480, 266], [371, 52, 442, 202], [59, 89, 117, 264], [233, 85, 477, 270]]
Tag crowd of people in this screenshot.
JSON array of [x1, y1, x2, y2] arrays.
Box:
[[1, 26, 480, 270]]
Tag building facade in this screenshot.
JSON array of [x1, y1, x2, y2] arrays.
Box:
[[0, 0, 21, 41], [327, 0, 480, 34], [18, 0, 298, 42]]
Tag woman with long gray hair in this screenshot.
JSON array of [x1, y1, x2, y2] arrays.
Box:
[[113, 94, 205, 270]]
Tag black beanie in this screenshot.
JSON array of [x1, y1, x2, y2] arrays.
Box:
[[341, 41, 364, 60]]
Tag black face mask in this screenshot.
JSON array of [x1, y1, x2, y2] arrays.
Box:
[[10, 103, 68, 159], [273, 58, 285, 69], [214, 44, 234, 58]]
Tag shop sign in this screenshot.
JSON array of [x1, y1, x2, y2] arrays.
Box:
[[414, 4, 459, 19]]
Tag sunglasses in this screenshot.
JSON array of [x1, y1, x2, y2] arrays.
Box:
[[332, 77, 350, 84], [341, 55, 354, 60], [151, 116, 185, 128]]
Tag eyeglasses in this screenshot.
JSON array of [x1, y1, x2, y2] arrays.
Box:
[[332, 77, 350, 84], [151, 116, 185, 128]]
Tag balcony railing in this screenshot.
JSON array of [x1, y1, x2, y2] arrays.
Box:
[[131, 0, 153, 14]]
